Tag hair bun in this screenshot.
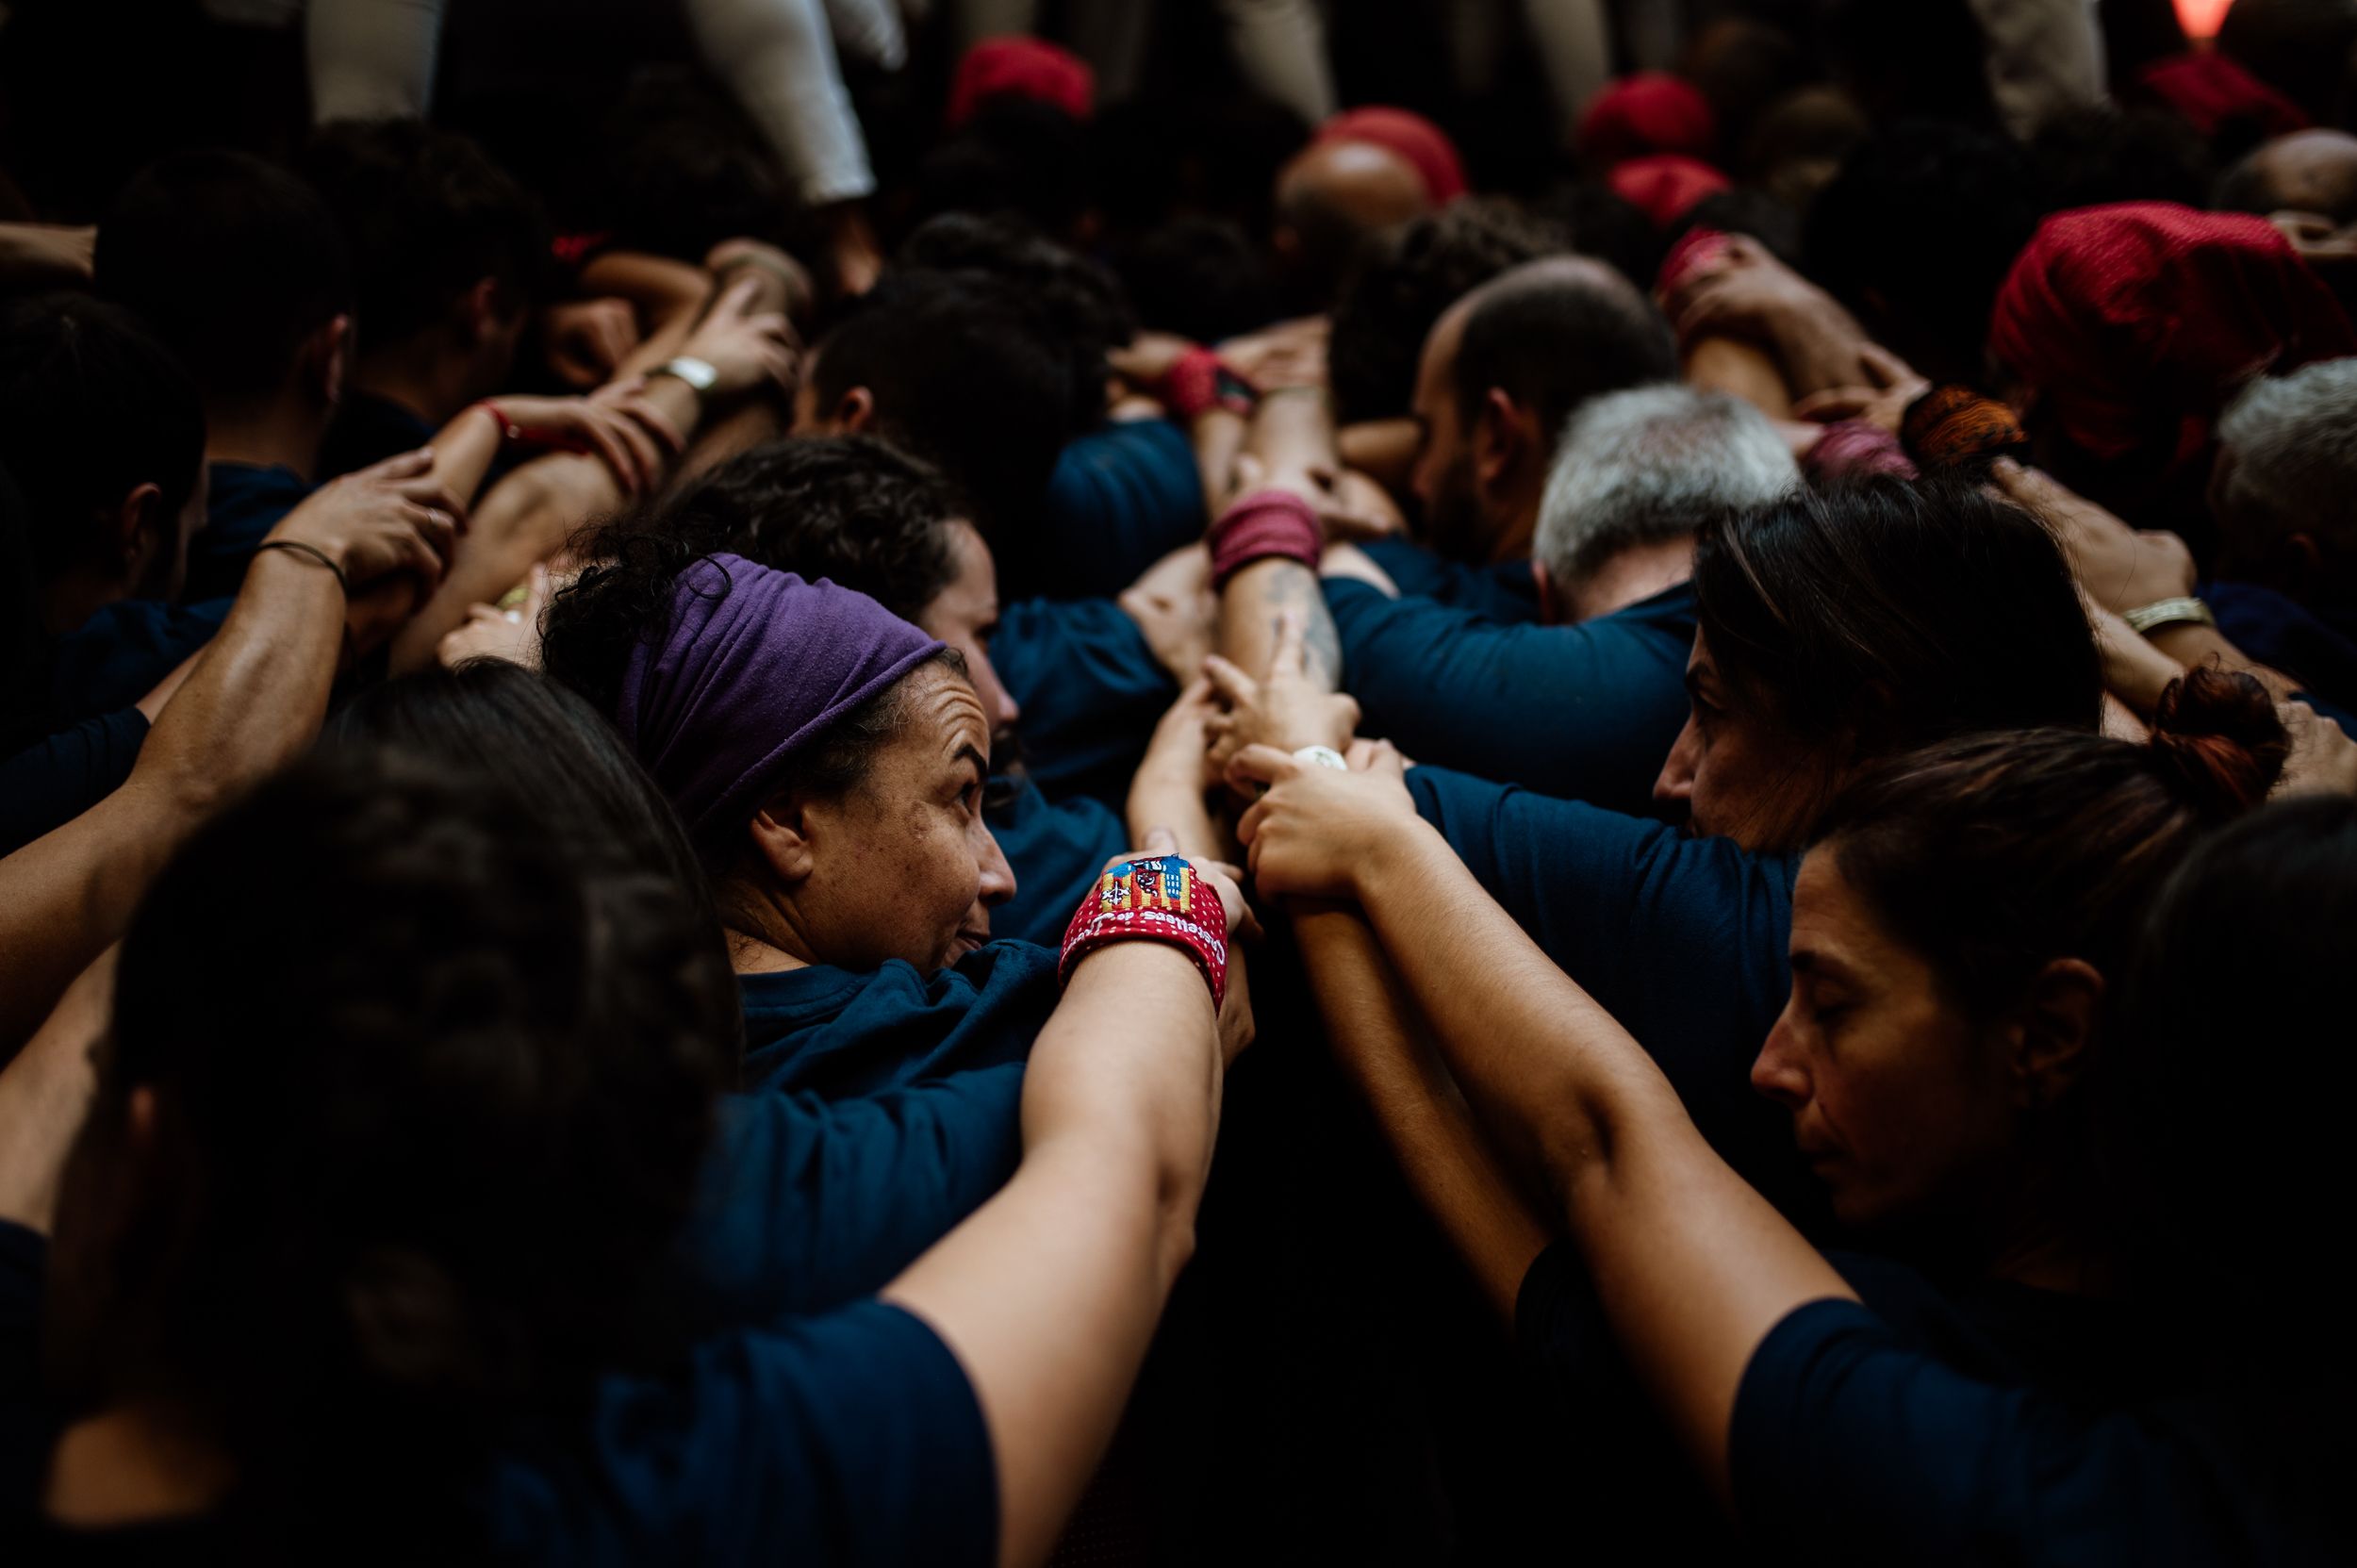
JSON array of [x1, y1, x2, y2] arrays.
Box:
[[2148, 668, 2290, 820]]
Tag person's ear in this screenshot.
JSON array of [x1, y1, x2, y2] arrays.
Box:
[[1528, 555, 1559, 624], [105, 482, 166, 572], [1474, 388, 1537, 495], [746, 796, 819, 888], [462, 275, 503, 343], [834, 386, 876, 433], [302, 312, 354, 411], [2009, 957, 2103, 1112]]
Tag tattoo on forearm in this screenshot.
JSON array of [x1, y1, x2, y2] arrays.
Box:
[[1265, 563, 1343, 687]]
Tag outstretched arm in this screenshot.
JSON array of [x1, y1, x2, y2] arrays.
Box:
[[883, 846, 1239, 1568], [0, 459, 454, 1052], [1231, 750, 1852, 1501]]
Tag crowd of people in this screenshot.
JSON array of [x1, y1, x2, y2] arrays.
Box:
[[5, 0, 2357, 1561]]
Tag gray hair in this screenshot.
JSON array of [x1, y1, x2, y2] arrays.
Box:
[[2215, 359, 2357, 549], [1533, 385, 1799, 593]]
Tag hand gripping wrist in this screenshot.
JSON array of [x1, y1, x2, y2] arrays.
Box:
[[1059, 855, 1229, 1011]]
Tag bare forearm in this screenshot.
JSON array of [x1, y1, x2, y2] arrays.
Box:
[[1351, 826, 1851, 1495], [1294, 901, 1551, 1320], [1191, 408, 1248, 514], [883, 942, 1220, 1568], [0, 950, 110, 1226], [1217, 558, 1341, 687], [1684, 337, 1792, 420], [0, 553, 344, 1046]]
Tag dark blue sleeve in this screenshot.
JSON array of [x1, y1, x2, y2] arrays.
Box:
[[679, 1068, 1028, 1326], [1407, 767, 1817, 1220], [43, 598, 231, 727], [1355, 538, 1541, 623], [0, 1221, 51, 1516], [1008, 419, 1205, 602], [185, 465, 313, 602], [992, 597, 1177, 808], [492, 1301, 997, 1567], [0, 708, 148, 855], [986, 776, 1127, 948], [1328, 581, 1690, 816], [1732, 1300, 2250, 1567]]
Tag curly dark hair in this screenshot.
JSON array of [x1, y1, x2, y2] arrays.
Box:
[[581, 435, 964, 623], [47, 751, 735, 1562], [1327, 197, 1569, 425], [541, 457, 964, 864]]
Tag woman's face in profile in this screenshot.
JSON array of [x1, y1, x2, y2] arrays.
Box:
[[1751, 848, 2017, 1233], [784, 663, 1015, 974], [1652, 629, 1840, 853]]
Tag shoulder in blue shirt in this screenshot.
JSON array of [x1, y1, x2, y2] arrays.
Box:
[[1004, 418, 1205, 602], [44, 597, 231, 729], [991, 596, 1177, 809], [0, 707, 148, 857], [736, 940, 1055, 1098], [986, 773, 1128, 948], [190, 462, 313, 603], [1408, 765, 1817, 1221], [1355, 536, 1542, 624], [1328, 579, 1694, 817], [1731, 1295, 2331, 1566]]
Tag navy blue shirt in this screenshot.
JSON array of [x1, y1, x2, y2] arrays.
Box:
[[1732, 1296, 2333, 1565], [1355, 537, 1542, 624], [1408, 766, 1817, 1222], [1002, 418, 1205, 602], [0, 1219, 997, 1567], [987, 773, 1127, 949], [0, 708, 147, 856], [2209, 581, 2357, 729], [992, 596, 1176, 809], [44, 597, 230, 729], [1330, 581, 1696, 817], [190, 462, 312, 603], [318, 390, 435, 481], [678, 945, 1053, 1329]]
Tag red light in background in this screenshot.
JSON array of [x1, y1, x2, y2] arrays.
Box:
[[2177, 0, 2233, 40]]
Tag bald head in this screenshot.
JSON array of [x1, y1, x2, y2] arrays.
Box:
[[2218, 129, 2357, 224], [1273, 140, 1434, 301], [1409, 255, 1679, 562], [1442, 255, 1676, 440]]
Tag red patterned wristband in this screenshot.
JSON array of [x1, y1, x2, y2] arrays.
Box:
[[1058, 854, 1229, 1011], [1208, 488, 1323, 589]]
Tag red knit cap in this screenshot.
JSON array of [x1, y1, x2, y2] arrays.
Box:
[[2136, 52, 2307, 140], [1314, 107, 1469, 205], [1577, 73, 1718, 166], [1988, 202, 2357, 462], [1608, 154, 1731, 228], [946, 38, 1095, 132]]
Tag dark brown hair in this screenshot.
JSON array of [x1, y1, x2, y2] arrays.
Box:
[[1818, 668, 2289, 1024]]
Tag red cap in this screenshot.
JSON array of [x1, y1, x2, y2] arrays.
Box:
[[1314, 107, 1469, 205], [2135, 52, 2307, 140], [946, 38, 1095, 132], [1578, 73, 1718, 166], [1989, 201, 2357, 462], [1608, 154, 1731, 228]]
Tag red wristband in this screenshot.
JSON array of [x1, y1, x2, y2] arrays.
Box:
[[1655, 224, 1731, 302], [1208, 488, 1323, 589], [474, 400, 595, 457], [1164, 345, 1256, 423], [1059, 854, 1228, 1011]]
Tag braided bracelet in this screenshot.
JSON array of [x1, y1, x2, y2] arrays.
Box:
[[1058, 854, 1229, 1011], [253, 538, 349, 596]]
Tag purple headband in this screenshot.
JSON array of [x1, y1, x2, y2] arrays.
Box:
[[616, 553, 946, 839]]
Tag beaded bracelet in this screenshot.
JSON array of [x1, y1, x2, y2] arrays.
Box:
[[1058, 854, 1229, 1011]]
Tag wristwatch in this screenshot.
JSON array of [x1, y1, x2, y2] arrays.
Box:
[[650, 355, 719, 394], [2120, 596, 2216, 635], [1294, 745, 1349, 771]]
